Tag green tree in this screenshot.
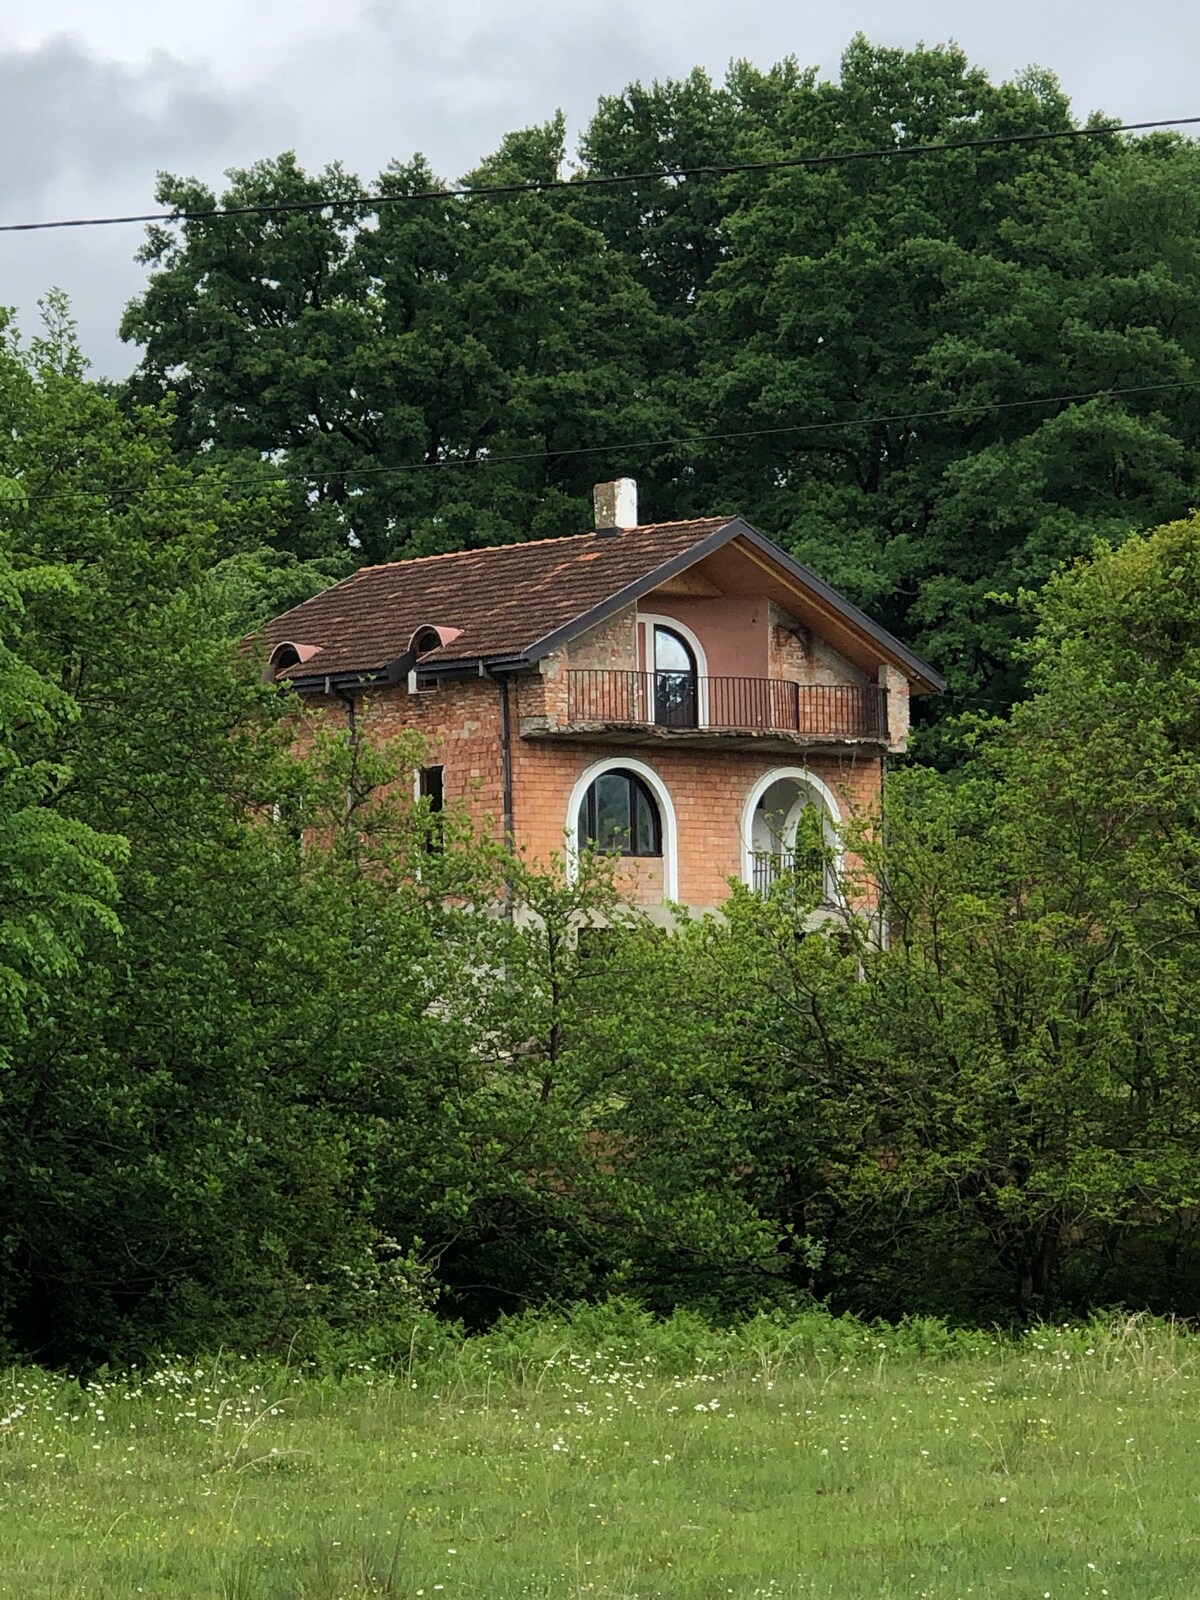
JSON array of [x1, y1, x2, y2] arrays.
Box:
[[0, 483, 123, 1064], [692, 515, 1200, 1319], [0, 301, 399, 1363], [682, 41, 1200, 741], [121, 131, 674, 567]]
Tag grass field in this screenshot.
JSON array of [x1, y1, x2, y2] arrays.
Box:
[[2, 1306, 1198, 1599]]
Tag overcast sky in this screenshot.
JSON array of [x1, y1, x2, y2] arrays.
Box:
[[0, 0, 1192, 377]]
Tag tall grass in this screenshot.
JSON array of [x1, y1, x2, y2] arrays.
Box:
[[0, 1305, 1196, 1597]]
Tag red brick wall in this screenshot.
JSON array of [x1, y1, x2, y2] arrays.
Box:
[[508, 724, 882, 910], [292, 679, 508, 844], [880, 664, 911, 752], [288, 675, 883, 910]]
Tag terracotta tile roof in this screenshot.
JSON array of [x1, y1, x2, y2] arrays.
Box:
[[260, 518, 733, 679]]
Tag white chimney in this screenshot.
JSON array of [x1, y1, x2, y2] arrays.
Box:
[[593, 478, 638, 532]]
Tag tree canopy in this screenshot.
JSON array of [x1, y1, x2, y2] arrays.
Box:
[[123, 37, 1200, 730]]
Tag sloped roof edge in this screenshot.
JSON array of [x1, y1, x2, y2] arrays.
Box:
[[516, 517, 947, 695]]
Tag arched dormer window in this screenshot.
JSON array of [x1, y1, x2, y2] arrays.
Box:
[[412, 627, 444, 658], [577, 767, 661, 857], [404, 624, 463, 693], [267, 640, 321, 680]]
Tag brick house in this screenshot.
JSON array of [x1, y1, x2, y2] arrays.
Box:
[[260, 480, 943, 917]]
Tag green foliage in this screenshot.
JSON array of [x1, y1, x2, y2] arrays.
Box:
[[121, 140, 674, 568], [122, 38, 1200, 729], [0, 309, 784, 1363], [680, 514, 1200, 1321], [3, 1310, 1200, 1598]]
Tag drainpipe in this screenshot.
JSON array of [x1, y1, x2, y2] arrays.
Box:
[[332, 683, 358, 827], [878, 750, 890, 950], [332, 683, 357, 736], [483, 665, 516, 918]]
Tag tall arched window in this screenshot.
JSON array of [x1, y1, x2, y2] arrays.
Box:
[[653, 624, 698, 727], [576, 767, 662, 857]]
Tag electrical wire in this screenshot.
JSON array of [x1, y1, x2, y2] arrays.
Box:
[[1, 115, 1198, 235], [13, 376, 1200, 510]]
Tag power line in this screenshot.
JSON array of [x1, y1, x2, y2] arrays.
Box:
[[2, 115, 1198, 236], [14, 377, 1200, 510]]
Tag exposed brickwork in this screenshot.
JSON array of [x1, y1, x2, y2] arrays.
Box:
[[509, 725, 882, 912], [880, 664, 911, 752], [768, 601, 812, 681], [290, 679, 508, 846], [567, 606, 638, 672], [768, 601, 869, 689], [285, 672, 884, 913]]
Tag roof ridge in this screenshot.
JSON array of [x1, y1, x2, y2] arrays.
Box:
[[348, 516, 734, 578]]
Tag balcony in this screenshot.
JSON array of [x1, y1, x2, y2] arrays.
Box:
[[520, 670, 889, 751]]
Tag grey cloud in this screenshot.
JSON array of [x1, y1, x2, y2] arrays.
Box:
[[0, 37, 263, 207], [0, 36, 287, 374], [1, 1, 1197, 377]]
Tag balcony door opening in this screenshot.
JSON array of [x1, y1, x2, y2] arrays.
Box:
[[743, 769, 843, 903], [653, 624, 698, 728]]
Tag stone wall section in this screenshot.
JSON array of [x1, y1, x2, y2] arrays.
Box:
[[879, 664, 911, 753], [566, 606, 638, 672], [768, 602, 868, 687]]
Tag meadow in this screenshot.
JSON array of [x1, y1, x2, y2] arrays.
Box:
[[1, 1306, 1197, 1600]]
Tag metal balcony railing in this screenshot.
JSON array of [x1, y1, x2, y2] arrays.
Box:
[[566, 671, 888, 741], [751, 849, 831, 902], [752, 850, 796, 896]]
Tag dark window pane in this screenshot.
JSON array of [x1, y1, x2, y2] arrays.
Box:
[[635, 782, 659, 854], [418, 765, 445, 853], [594, 771, 632, 850], [655, 672, 696, 726], [418, 765, 444, 811], [578, 769, 663, 858], [653, 628, 698, 728]]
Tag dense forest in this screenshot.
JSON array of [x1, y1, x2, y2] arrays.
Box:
[[4, 39, 1200, 1366], [122, 37, 1200, 736]]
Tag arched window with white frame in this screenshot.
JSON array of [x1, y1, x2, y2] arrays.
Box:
[[740, 767, 843, 903], [637, 614, 708, 728], [566, 757, 679, 901]]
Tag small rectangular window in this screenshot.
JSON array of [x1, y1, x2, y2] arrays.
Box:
[[418, 765, 445, 852], [418, 766, 444, 811]]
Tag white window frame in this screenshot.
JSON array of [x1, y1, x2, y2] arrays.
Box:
[[637, 613, 710, 726], [566, 755, 679, 901]]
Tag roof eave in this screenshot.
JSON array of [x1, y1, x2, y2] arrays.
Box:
[[519, 516, 947, 695], [734, 523, 948, 695], [279, 651, 531, 693], [519, 518, 745, 664]]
